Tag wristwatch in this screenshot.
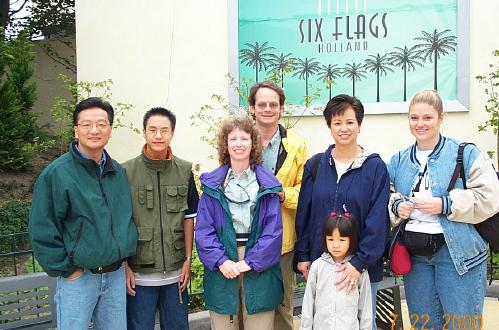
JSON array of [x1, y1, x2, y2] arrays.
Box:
[[184, 256, 194, 262]]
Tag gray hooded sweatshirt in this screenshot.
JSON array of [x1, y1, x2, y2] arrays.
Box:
[[300, 253, 372, 330]]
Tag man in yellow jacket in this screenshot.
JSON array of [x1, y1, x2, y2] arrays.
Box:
[[249, 81, 309, 330]]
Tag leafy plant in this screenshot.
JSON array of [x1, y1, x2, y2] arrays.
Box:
[[50, 74, 140, 154], [475, 49, 499, 167], [0, 28, 42, 170], [0, 200, 31, 253], [25, 256, 44, 273], [190, 75, 322, 158]]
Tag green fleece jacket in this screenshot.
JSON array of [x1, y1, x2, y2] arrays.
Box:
[[28, 143, 138, 277]]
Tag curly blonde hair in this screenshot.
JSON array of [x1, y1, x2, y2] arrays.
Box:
[[217, 115, 262, 166]]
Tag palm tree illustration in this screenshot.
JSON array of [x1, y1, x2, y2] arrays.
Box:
[[268, 52, 295, 88], [413, 29, 457, 90], [239, 41, 276, 82], [317, 64, 342, 100], [342, 62, 366, 97], [388, 46, 424, 101], [292, 57, 320, 101], [363, 53, 394, 102]]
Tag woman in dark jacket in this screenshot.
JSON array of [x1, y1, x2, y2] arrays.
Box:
[[295, 95, 390, 330]]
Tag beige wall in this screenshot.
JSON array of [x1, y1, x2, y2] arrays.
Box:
[[76, 1, 499, 170], [32, 37, 76, 130]]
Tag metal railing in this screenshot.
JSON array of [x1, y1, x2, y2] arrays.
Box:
[[0, 232, 35, 277]]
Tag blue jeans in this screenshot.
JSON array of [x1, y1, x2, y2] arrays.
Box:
[[55, 265, 126, 330], [371, 281, 378, 330], [127, 283, 189, 330], [404, 243, 487, 330]]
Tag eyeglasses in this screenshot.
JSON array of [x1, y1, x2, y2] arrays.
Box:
[[255, 102, 280, 110], [222, 183, 251, 204], [77, 121, 110, 131], [146, 128, 171, 136]]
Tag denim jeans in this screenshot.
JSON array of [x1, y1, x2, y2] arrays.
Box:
[[127, 282, 189, 330], [55, 265, 126, 330], [404, 243, 487, 330], [370, 281, 378, 330]]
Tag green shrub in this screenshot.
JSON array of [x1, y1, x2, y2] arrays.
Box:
[[25, 256, 44, 273], [0, 29, 39, 170], [0, 200, 31, 253]]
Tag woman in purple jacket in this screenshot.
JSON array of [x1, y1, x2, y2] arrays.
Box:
[[195, 116, 283, 330], [295, 95, 390, 330]]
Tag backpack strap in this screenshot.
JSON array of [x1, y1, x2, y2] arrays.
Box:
[[310, 153, 323, 182], [447, 143, 474, 192]]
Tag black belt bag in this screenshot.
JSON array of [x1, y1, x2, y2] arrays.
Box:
[[400, 231, 445, 256], [90, 259, 123, 274]]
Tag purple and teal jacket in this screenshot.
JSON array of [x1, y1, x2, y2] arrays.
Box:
[[195, 164, 284, 315]]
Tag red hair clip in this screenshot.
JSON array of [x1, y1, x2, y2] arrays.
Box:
[[344, 212, 351, 219], [330, 211, 337, 217]]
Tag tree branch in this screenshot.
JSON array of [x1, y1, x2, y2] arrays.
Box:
[[9, 0, 29, 16]]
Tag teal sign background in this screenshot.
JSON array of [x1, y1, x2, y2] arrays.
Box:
[[238, 0, 458, 109]]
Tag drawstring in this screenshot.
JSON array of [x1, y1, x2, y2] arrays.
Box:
[[177, 281, 183, 304]]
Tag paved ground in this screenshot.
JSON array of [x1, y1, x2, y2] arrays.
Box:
[[187, 282, 499, 329], [291, 298, 499, 330]]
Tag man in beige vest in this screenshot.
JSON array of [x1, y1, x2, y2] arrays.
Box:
[[122, 107, 199, 330]]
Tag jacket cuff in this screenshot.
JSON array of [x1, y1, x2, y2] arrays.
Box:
[[216, 255, 228, 268], [441, 196, 452, 215], [349, 256, 366, 274], [391, 199, 404, 217], [62, 265, 79, 278]]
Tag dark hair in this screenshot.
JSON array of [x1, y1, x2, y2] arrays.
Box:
[[73, 97, 114, 126], [248, 80, 285, 107], [143, 107, 176, 130], [217, 115, 262, 166], [322, 213, 358, 257], [323, 94, 364, 128]]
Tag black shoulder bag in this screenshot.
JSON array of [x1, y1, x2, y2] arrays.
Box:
[[446, 143, 499, 252]]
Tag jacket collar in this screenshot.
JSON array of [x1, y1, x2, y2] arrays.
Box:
[[200, 164, 281, 192], [275, 124, 288, 174], [327, 144, 377, 171], [410, 135, 446, 165], [70, 142, 116, 175], [320, 252, 354, 265], [140, 148, 173, 172]]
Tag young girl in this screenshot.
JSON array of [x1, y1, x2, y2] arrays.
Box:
[[300, 212, 372, 330]]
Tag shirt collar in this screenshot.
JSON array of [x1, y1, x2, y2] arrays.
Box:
[[225, 166, 253, 185], [267, 128, 281, 149], [74, 143, 107, 167]]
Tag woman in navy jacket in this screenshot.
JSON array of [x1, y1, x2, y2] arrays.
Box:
[[295, 94, 390, 330]]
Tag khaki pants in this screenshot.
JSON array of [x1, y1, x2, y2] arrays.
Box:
[[209, 246, 275, 330], [274, 251, 295, 330]]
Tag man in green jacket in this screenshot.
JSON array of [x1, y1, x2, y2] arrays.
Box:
[[249, 81, 309, 330], [28, 97, 138, 330], [123, 107, 199, 330]]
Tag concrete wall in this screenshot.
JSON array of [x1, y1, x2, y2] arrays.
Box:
[[76, 1, 499, 170], [32, 37, 76, 131]]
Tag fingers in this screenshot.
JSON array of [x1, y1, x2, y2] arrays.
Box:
[[220, 260, 240, 279], [297, 262, 311, 279], [125, 269, 136, 296], [345, 278, 358, 294], [336, 262, 360, 293], [235, 261, 251, 272], [397, 201, 414, 219], [180, 274, 189, 292], [126, 277, 136, 296]]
